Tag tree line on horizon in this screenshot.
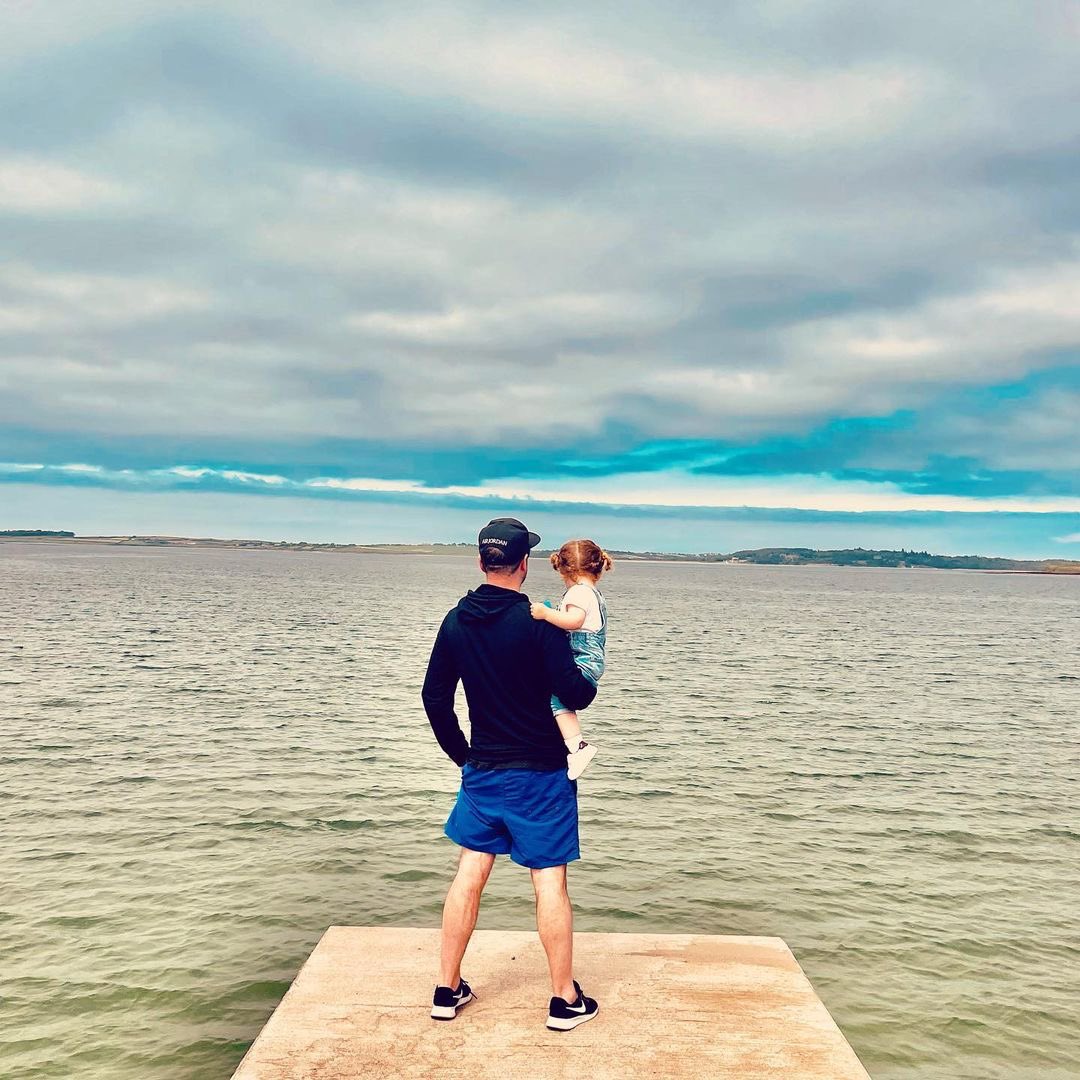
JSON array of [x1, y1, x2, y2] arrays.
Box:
[[3, 531, 1078, 572], [0, 529, 75, 538]]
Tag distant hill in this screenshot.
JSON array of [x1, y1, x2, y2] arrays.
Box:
[[0, 529, 75, 538], [711, 546, 1080, 574], [4, 533, 1078, 573], [604, 546, 1078, 573]]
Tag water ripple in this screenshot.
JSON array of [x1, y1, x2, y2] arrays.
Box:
[[0, 543, 1077, 1080]]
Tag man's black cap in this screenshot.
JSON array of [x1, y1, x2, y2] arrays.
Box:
[[477, 517, 541, 564]]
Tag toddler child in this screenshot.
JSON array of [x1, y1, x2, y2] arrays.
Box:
[[531, 539, 611, 780]]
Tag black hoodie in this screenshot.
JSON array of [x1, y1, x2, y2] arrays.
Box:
[[422, 583, 597, 770]]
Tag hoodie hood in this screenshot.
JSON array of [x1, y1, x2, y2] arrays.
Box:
[[457, 583, 528, 623]]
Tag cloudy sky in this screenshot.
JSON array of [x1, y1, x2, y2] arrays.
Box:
[[2, 1, 1079, 556]]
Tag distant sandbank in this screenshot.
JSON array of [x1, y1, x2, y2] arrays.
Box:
[[2, 532, 1078, 574]]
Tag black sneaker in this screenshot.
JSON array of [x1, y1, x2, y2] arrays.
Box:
[[430, 978, 474, 1020], [546, 980, 598, 1031]]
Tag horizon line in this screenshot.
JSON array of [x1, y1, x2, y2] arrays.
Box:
[[5, 530, 1079, 568]]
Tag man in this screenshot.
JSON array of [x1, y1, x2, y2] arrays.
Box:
[[422, 517, 600, 1031]]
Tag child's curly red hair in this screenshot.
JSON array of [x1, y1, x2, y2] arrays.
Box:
[[550, 539, 612, 581]]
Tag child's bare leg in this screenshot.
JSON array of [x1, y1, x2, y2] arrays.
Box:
[[555, 709, 597, 780], [554, 709, 582, 745]]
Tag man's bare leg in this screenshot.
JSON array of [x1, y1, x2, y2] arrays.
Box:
[[438, 847, 495, 988], [531, 864, 576, 1002]]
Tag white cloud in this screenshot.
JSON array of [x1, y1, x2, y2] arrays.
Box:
[[0, 158, 129, 212], [217, 469, 289, 486], [0, 0, 178, 66], [785, 257, 1080, 394], [306, 477, 427, 494], [0, 265, 211, 331], [0, 462, 45, 473], [445, 470, 1080, 515], [256, 165, 634, 292], [278, 8, 929, 142], [10, 460, 1080, 516], [348, 291, 683, 347]]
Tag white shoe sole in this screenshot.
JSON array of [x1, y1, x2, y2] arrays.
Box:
[[546, 1004, 599, 1031], [431, 991, 473, 1020], [566, 743, 598, 780]]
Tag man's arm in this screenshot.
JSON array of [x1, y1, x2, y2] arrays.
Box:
[[539, 622, 597, 712], [421, 617, 469, 766]]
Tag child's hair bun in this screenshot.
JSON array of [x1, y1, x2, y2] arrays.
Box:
[[551, 539, 612, 579]]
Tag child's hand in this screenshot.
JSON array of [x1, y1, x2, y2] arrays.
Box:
[[530, 602, 549, 621]]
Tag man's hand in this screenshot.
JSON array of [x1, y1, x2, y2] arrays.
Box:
[[530, 602, 550, 621]]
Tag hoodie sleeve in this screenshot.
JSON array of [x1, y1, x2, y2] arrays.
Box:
[[422, 614, 470, 767], [540, 623, 598, 712]]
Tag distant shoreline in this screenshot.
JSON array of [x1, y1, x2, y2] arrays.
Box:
[[3, 532, 1078, 574]]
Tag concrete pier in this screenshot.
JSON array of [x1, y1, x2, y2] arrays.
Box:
[[231, 927, 870, 1079]]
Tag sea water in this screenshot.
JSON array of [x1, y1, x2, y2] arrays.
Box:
[[1, 542, 1077, 1079]]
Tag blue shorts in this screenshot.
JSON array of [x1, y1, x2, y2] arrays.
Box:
[[445, 764, 579, 869]]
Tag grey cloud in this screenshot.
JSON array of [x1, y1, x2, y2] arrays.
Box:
[[0, 1, 1078, 479]]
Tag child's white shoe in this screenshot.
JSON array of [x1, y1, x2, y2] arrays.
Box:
[[566, 741, 597, 780]]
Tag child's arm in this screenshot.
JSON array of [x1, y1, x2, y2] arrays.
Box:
[[530, 602, 587, 630]]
